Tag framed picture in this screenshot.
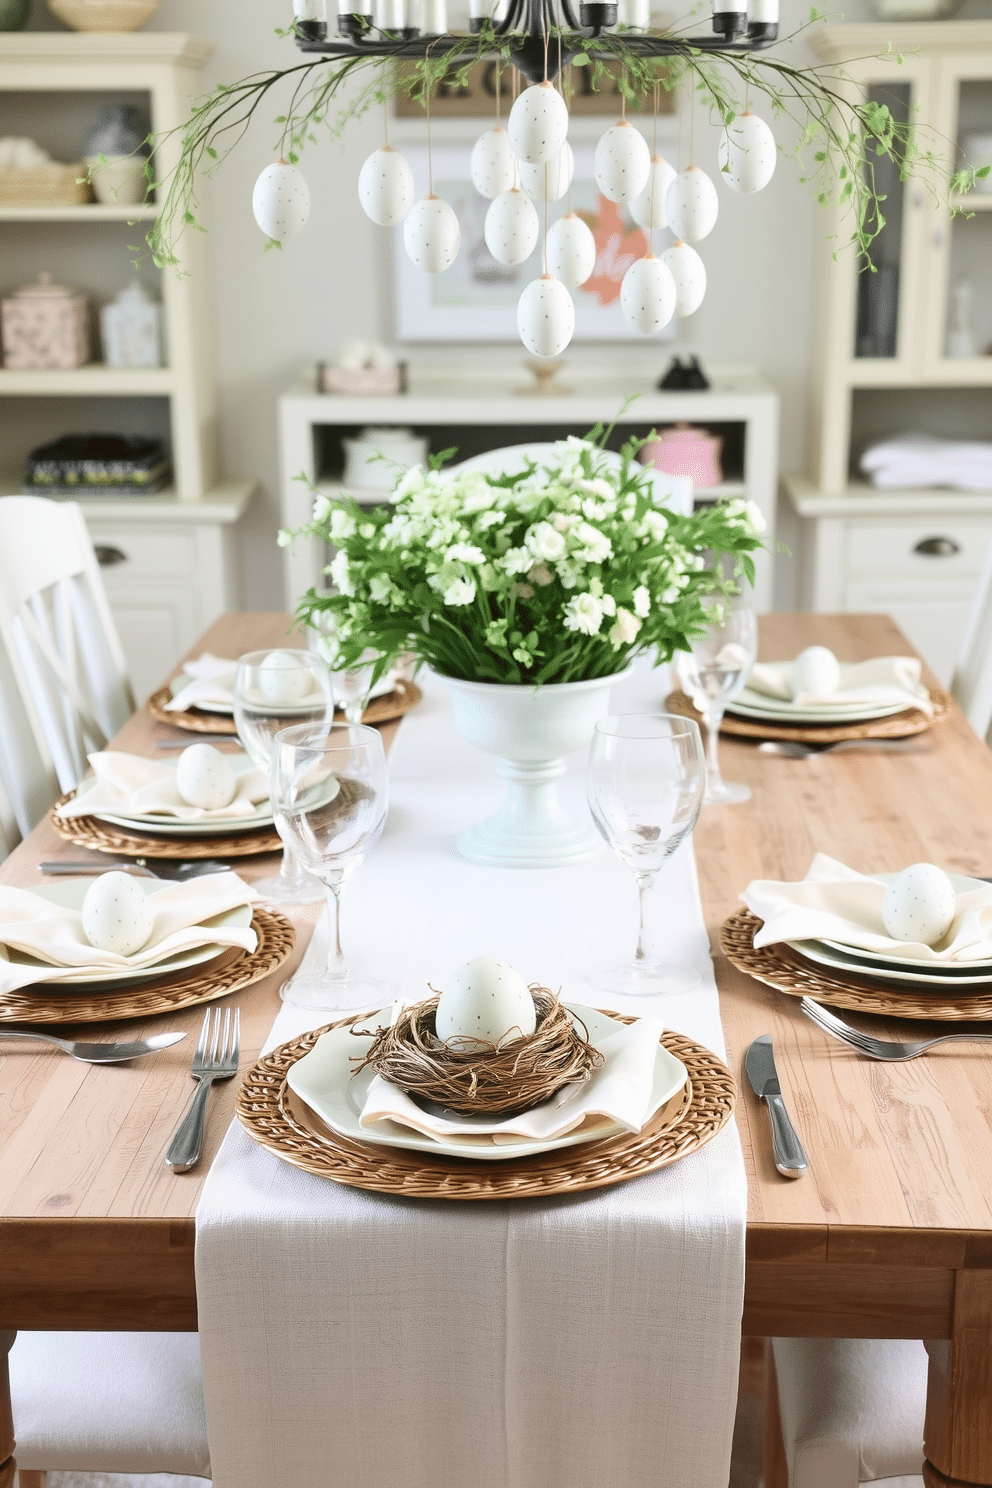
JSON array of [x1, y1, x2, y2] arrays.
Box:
[[392, 60, 676, 118], [392, 144, 678, 343]]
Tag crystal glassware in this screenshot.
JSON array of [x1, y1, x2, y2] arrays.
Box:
[[587, 713, 706, 996], [675, 590, 758, 805], [307, 618, 384, 723], [233, 649, 334, 904], [270, 721, 390, 1011]]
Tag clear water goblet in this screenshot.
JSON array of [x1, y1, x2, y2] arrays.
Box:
[[675, 590, 758, 806], [271, 721, 390, 1011], [307, 619, 383, 724], [587, 714, 706, 997], [233, 649, 334, 905]]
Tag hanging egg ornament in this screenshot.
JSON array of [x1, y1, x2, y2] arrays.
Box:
[[357, 146, 415, 227], [665, 166, 719, 243], [594, 121, 650, 203], [471, 127, 517, 200], [517, 142, 574, 203], [517, 275, 575, 358], [507, 82, 569, 166], [251, 160, 310, 241], [620, 254, 677, 335], [660, 240, 707, 316], [630, 154, 677, 231], [403, 195, 461, 273], [484, 188, 540, 266], [545, 212, 597, 288], [718, 111, 777, 194]]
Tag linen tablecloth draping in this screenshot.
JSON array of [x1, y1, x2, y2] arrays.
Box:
[[195, 666, 747, 1488]]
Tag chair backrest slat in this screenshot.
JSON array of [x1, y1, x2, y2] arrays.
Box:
[[952, 539, 992, 743]]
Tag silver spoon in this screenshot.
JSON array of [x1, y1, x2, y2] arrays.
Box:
[[758, 739, 935, 759], [39, 860, 231, 881], [0, 1029, 187, 1064], [800, 997, 992, 1061]]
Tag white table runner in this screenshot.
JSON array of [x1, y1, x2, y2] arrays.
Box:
[[196, 666, 747, 1488]]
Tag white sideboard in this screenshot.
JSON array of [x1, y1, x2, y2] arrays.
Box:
[[278, 360, 780, 613]]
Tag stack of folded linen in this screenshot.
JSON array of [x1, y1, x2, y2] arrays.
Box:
[[861, 433, 992, 491]]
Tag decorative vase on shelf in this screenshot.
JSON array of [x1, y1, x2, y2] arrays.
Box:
[[84, 106, 150, 206], [48, 0, 159, 31], [445, 672, 625, 869], [0, 0, 30, 31]]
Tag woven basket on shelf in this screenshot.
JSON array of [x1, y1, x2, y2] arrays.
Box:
[[0, 163, 91, 207]]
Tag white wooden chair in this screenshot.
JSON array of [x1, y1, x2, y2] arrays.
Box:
[[951, 537, 992, 741], [0, 775, 19, 863], [767, 1337, 927, 1488], [0, 497, 135, 815], [455, 442, 694, 516]]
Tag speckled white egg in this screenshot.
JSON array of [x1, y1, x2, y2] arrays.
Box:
[[471, 127, 517, 199], [594, 121, 650, 203], [484, 189, 539, 266], [545, 212, 597, 288], [435, 957, 538, 1049], [661, 240, 706, 316], [357, 146, 415, 226], [251, 161, 310, 242], [518, 141, 574, 202], [258, 651, 312, 703], [403, 194, 460, 273], [665, 166, 719, 243], [718, 112, 777, 195], [507, 82, 569, 166], [882, 864, 957, 947], [790, 645, 841, 697], [175, 744, 238, 811], [620, 254, 676, 335], [81, 872, 154, 957], [517, 275, 575, 358], [630, 154, 676, 231]]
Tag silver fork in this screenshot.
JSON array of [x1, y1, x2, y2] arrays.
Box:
[[0, 1029, 187, 1063], [800, 996, 992, 1061], [40, 859, 231, 881], [165, 1007, 241, 1171], [759, 739, 935, 759]]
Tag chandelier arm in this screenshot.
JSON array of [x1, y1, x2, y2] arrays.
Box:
[[298, 28, 779, 59], [493, 0, 524, 35], [559, 0, 582, 31]]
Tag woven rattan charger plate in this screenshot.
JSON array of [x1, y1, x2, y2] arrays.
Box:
[[665, 688, 951, 745], [237, 1013, 736, 1200], [722, 908, 992, 1020], [147, 680, 423, 736], [50, 793, 282, 859], [0, 905, 294, 1024]]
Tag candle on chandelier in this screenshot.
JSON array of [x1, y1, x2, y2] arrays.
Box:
[[469, 0, 507, 25], [710, 0, 746, 35], [293, 0, 328, 17], [747, 0, 778, 20], [375, 0, 405, 28], [616, 0, 651, 29], [416, 0, 447, 30]]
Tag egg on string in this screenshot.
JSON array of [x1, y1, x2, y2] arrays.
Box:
[[545, 212, 597, 288], [718, 111, 777, 194], [471, 127, 517, 199], [630, 154, 676, 231], [485, 189, 539, 267], [517, 275, 575, 358], [517, 142, 574, 203], [660, 240, 706, 316], [357, 146, 415, 227], [594, 121, 651, 203], [507, 82, 569, 166], [403, 195, 461, 273], [620, 255, 677, 335], [251, 160, 310, 241], [665, 166, 719, 243]]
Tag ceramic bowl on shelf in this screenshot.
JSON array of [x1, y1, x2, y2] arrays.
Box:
[[48, 0, 159, 30]]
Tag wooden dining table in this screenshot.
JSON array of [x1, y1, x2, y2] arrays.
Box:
[[2, 609, 991, 1488]]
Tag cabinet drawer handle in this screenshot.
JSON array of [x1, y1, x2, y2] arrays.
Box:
[[914, 536, 960, 557], [94, 544, 128, 567]]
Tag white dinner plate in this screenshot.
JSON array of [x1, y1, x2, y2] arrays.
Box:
[[726, 691, 914, 725], [77, 754, 274, 836], [0, 879, 254, 988], [287, 1005, 688, 1162], [169, 672, 236, 717]]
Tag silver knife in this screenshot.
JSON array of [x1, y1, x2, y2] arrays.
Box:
[[745, 1035, 809, 1179]]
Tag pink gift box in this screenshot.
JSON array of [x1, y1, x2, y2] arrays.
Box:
[[639, 423, 724, 490]]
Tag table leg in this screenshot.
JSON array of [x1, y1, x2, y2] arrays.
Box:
[[924, 1271, 992, 1487], [0, 1331, 15, 1488]]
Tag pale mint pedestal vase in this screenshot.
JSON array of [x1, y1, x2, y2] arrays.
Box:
[[445, 672, 625, 869]]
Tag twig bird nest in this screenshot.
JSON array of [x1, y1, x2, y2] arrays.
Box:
[[353, 987, 604, 1116]]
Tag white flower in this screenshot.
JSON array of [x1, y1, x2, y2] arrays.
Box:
[[502, 547, 532, 576], [359, 522, 376, 539], [580, 477, 616, 501], [276, 528, 292, 548], [609, 608, 641, 648], [601, 594, 617, 617], [312, 493, 333, 523], [641, 509, 668, 540], [369, 574, 397, 606], [563, 592, 604, 636], [745, 499, 767, 533], [528, 564, 554, 587], [573, 522, 612, 565], [443, 577, 476, 606], [445, 542, 486, 565], [525, 521, 567, 561], [329, 549, 354, 597], [393, 466, 425, 499], [329, 507, 357, 543], [552, 513, 579, 533], [633, 585, 651, 618]]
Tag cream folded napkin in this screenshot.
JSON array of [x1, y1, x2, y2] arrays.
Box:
[[742, 853, 992, 963], [55, 751, 268, 822], [165, 653, 238, 712], [0, 871, 259, 993], [359, 1012, 669, 1143], [746, 655, 931, 715]]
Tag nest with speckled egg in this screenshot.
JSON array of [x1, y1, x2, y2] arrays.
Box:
[[352, 987, 604, 1116]]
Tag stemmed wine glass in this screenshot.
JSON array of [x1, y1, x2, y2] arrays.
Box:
[[307, 617, 382, 724], [675, 588, 758, 806], [587, 714, 706, 997], [233, 649, 334, 905], [270, 722, 389, 1011]]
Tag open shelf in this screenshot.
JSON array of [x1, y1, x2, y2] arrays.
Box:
[[0, 365, 173, 395], [0, 203, 158, 222]]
